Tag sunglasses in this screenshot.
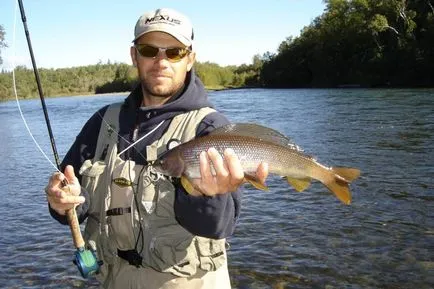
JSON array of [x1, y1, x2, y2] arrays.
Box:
[[135, 44, 191, 62]]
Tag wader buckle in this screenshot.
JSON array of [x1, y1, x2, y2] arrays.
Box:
[[117, 249, 143, 268]]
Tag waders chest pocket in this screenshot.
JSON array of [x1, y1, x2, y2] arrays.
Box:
[[154, 181, 176, 218], [149, 229, 199, 277], [79, 160, 106, 194], [196, 237, 226, 271], [79, 160, 107, 214]]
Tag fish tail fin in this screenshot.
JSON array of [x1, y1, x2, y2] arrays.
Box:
[[331, 167, 361, 182], [286, 177, 311, 192], [324, 178, 352, 205], [244, 173, 269, 191], [324, 167, 361, 205]]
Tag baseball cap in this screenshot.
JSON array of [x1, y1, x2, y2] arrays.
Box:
[[133, 8, 194, 47]]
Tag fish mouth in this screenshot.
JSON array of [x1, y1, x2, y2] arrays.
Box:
[[152, 152, 185, 178], [151, 163, 163, 174], [151, 161, 168, 176]]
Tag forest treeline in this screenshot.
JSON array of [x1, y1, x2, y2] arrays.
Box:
[[1, 0, 433, 100], [261, 0, 434, 88], [0, 61, 260, 100]]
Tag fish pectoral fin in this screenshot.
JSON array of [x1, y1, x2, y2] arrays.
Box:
[[244, 173, 269, 191], [331, 167, 361, 182], [181, 176, 197, 195], [286, 177, 311, 192]]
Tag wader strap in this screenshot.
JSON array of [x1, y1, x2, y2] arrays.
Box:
[[94, 102, 122, 162], [145, 107, 217, 162], [106, 207, 131, 216]]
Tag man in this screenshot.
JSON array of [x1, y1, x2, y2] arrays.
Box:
[[45, 8, 268, 289]]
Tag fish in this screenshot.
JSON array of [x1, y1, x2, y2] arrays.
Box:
[[152, 123, 360, 204]]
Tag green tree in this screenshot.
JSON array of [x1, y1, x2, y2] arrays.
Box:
[[0, 25, 7, 65]]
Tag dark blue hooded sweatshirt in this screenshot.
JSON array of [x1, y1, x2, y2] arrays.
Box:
[[49, 71, 241, 239]]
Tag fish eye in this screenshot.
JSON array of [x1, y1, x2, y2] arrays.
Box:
[[159, 159, 166, 168]]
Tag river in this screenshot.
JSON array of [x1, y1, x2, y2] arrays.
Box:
[[0, 88, 433, 288]]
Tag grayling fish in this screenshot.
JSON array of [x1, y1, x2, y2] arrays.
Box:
[[152, 123, 360, 204]]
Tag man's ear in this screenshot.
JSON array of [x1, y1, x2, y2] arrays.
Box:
[[130, 46, 138, 67], [186, 52, 196, 72]]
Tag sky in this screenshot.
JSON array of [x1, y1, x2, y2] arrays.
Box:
[[0, 0, 326, 71]]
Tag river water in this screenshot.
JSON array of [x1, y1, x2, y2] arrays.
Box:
[[0, 88, 433, 289]]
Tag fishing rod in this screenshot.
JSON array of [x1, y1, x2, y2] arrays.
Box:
[[16, 0, 101, 278]]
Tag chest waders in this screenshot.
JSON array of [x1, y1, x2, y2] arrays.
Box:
[[79, 103, 228, 286]]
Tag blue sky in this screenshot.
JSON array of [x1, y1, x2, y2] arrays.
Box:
[[0, 0, 325, 70]]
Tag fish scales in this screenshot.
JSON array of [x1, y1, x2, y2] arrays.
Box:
[[172, 134, 323, 180], [152, 123, 360, 204]]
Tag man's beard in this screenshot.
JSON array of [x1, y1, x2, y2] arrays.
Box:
[[141, 79, 182, 99]]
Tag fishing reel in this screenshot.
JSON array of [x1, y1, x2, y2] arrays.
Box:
[[72, 245, 103, 278], [66, 208, 103, 278]]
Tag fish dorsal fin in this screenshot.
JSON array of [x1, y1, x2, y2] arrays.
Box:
[[209, 123, 302, 151]]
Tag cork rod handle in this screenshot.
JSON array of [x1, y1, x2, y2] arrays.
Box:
[[66, 208, 85, 249]]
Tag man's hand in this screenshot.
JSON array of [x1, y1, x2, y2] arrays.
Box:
[[190, 147, 269, 196], [45, 165, 84, 215]]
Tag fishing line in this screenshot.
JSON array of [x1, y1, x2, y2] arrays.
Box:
[[117, 120, 165, 156], [13, 0, 163, 173], [12, 0, 153, 170], [11, 0, 60, 172]]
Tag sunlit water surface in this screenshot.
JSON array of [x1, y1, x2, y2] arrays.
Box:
[[0, 89, 433, 288]]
